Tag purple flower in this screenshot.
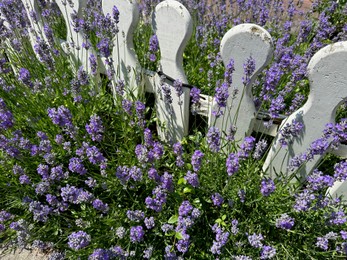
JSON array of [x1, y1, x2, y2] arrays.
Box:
[[260, 178, 276, 196], [253, 139, 268, 160], [0, 210, 12, 222], [130, 226, 144, 243], [191, 150, 204, 172], [242, 56, 256, 85], [329, 210, 346, 225], [184, 171, 200, 188], [19, 174, 31, 184], [179, 200, 193, 217], [161, 172, 173, 192], [28, 201, 52, 222], [248, 233, 264, 248], [144, 217, 155, 229], [316, 236, 328, 251], [68, 231, 91, 250], [334, 161, 347, 182], [260, 245, 276, 259], [69, 157, 87, 175], [275, 213, 294, 230], [86, 114, 104, 142], [210, 224, 229, 255], [47, 106, 73, 128], [190, 87, 201, 115], [86, 145, 105, 165], [127, 210, 145, 222], [226, 153, 239, 176], [149, 34, 159, 52], [214, 82, 229, 110], [307, 169, 334, 191], [92, 199, 109, 213], [279, 120, 304, 147], [211, 193, 224, 207], [97, 38, 111, 58], [207, 127, 221, 152], [238, 136, 256, 158], [224, 58, 235, 85], [161, 224, 174, 233], [89, 54, 97, 75], [0, 101, 14, 131], [18, 68, 32, 86], [89, 249, 110, 260], [293, 189, 315, 212]]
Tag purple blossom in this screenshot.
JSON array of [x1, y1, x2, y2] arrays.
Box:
[[149, 34, 159, 52], [18, 68, 32, 86], [179, 200, 193, 216], [260, 245, 276, 259], [184, 171, 200, 188], [224, 58, 235, 85], [293, 189, 315, 212], [86, 145, 105, 165], [334, 161, 347, 182], [89, 249, 110, 260], [306, 169, 334, 191], [242, 56, 256, 85], [68, 231, 91, 250], [210, 224, 229, 255], [279, 120, 304, 147], [329, 210, 346, 225], [214, 82, 229, 111], [0, 210, 12, 222], [253, 139, 268, 160], [86, 114, 104, 142], [28, 201, 52, 222], [191, 150, 204, 172], [190, 87, 201, 115], [92, 199, 109, 213], [130, 226, 144, 243], [275, 213, 295, 230], [161, 223, 174, 233], [260, 178, 276, 196], [316, 236, 328, 251], [0, 102, 14, 131], [211, 193, 224, 207], [127, 210, 145, 222], [144, 217, 155, 229], [226, 153, 239, 176], [69, 157, 87, 175], [238, 136, 256, 158], [97, 38, 111, 58], [248, 233, 264, 248], [19, 174, 30, 184], [161, 172, 173, 192], [47, 106, 73, 128], [207, 127, 221, 152]]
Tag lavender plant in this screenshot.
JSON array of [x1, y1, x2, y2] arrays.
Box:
[[0, 0, 347, 259]]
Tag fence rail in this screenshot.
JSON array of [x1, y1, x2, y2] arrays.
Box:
[[8, 0, 347, 199]]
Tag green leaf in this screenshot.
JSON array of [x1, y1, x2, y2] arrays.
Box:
[[221, 215, 227, 221], [165, 231, 176, 237], [175, 232, 184, 240], [183, 187, 192, 194], [168, 215, 178, 224], [178, 178, 187, 185]]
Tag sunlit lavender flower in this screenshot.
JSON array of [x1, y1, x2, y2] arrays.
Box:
[[47, 106, 73, 128], [226, 153, 239, 176], [231, 219, 239, 235], [0, 210, 12, 222], [130, 226, 144, 243], [316, 236, 328, 251], [329, 210, 346, 225], [238, 136, 256, 159], [97, 38, 111, 58], [144, 217, 155, 229], [275, 213, 294, 230], [214, 82, 229, 116], [253, 139, 268, 160], [18, 68, 32, 87], [89, 248, 110, 260], [279, 120, 304, 147], [86, 145, 106, 165], [68, 231, 91, 250], [260, 178, 276, 196], [211, 224, 229, 255], [19, 174, 30, 184], [242, 56, 256, 85], [224, 58, 235, 85], [179, 200, 193, 216], [143, 246, 153, 259], [293, 189, 315, 212], [116, 227, 126, 239], [176, 232, 190, 253], [333, 161, 347, 182], [260, 245, 276, 259], [92, 199, 109, 213], [184, 171, 199, 188], [207, 127, 221, 152], [161, 223, 174, 233], [238, 189, 246, 203], [69, 157, 87, 175], [191, 150, 204, 172], [211, 193, 224, 207], [306, 169, 334, 191], [190, 87, 201, 115], [173, 79, 183, 99], [248, 233, 263, 248], [161, 172, 173, 192], [86, 114, 104, 142], [149, 34, 159, 52], [127, 210, 145, 222], [28, 201, 51, 222]]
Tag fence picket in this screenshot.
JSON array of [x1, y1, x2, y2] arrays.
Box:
[[151, 0, 193, 142], [55, 0, 97, 73], [102, 0, 141, 98], [208, 24, 273, 144], [263, 41, 347, 184]]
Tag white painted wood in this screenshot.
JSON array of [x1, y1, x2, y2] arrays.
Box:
[[151, 0, 192, 142], [21, 0, 48, 60], [264, 42, 347, 183], [55, 0, 96, 73], [102, 0, 141, 97], [208, 24, 273, 144]]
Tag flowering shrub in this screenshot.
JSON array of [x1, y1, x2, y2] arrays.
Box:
[[0, 0, 347, 259]]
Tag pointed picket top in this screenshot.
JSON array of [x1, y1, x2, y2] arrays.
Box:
[[264, 41, 347, 182], [208, 24, 273, 143], [21, 0, 48, 58], [102, 0, 141, 97], [151, 0, 192, 142], [55, 0, 95, 72]]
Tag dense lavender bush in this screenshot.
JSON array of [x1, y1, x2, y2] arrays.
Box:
[[0, 0, 347, 259]]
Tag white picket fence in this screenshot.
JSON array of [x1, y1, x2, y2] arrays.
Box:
[[8, 0, 347, 198]]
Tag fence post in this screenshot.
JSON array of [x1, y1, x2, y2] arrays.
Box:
[[151, 0, 192, 142], [263, 41, 347, 183], [102, 0, 141, 98], [208, 24, 273, 145]]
